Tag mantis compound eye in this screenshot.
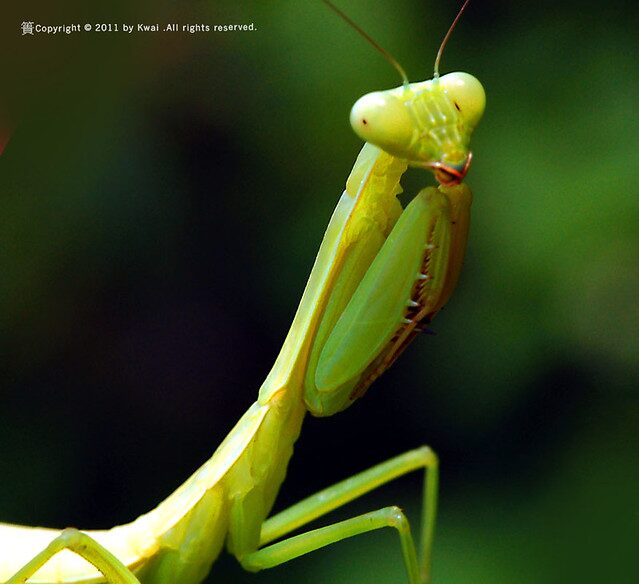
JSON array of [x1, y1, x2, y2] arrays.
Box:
[[438, 72, 486, 129], [349, 91, 414, 155]]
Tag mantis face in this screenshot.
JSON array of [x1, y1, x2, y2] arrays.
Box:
[[350, 72, 485, 185]]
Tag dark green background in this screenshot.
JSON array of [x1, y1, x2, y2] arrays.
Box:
[[1, 1, 638, 582]]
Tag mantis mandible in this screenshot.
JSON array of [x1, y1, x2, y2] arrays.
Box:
[[1, 1, 485, 582]]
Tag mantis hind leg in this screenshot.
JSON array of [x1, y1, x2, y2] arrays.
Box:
[[5, 528, 141, 584], [239, 446, 438, 584]]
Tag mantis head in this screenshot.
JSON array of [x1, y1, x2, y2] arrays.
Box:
[[326, 0, 484, 186], [349, 71, 485, 186]]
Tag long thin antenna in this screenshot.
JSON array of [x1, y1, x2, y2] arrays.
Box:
[[322, 0, 409, 87], [433, 0, 472, 79]]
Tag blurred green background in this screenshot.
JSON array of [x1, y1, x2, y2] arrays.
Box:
[[1, 1, 638, 582]]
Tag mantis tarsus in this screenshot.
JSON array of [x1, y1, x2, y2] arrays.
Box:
[[1, 1, 485, 583]]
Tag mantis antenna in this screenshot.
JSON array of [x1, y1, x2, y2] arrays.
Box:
[[433, 0, 472, 79], [321, 0, 410, 87]]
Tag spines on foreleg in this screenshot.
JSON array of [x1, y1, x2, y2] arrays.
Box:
[[352, 183, 472, 397]]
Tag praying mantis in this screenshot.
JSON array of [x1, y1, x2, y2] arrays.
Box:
[[0, 1, 485, 582]]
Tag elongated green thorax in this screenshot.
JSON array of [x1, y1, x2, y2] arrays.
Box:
[[258, 144, 406, 407]]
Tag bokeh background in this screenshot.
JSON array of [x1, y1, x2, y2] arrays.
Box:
[[1, 1, 638, 582]]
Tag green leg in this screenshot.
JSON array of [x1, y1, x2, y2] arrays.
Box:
[[5, 528, 141, 584], [245, 506, 420, 581], [244, 446, 438, 584]]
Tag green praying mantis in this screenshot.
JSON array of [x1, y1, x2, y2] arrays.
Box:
[[0, 1, 485, 583]]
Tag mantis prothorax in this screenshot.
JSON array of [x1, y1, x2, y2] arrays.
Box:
[[0, 1, 485, 583]]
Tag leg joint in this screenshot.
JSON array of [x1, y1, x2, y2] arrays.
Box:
[[58, 527, 82, 545], [385, 506, 410, 533], [413, 445, 439, 468]]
